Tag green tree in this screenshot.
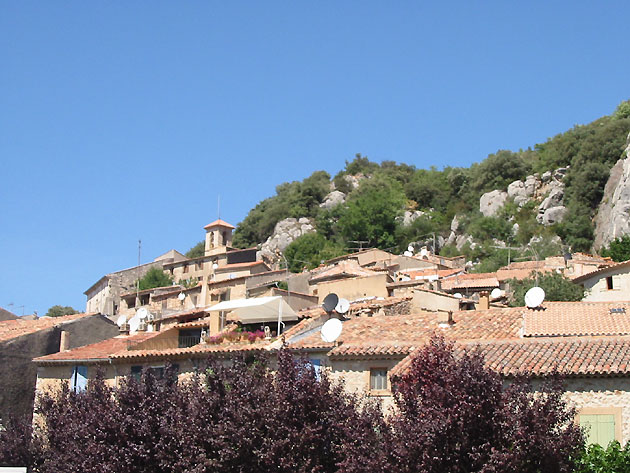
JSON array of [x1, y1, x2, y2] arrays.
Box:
[[45, 305, 79, 317], [137, 267, 173, 291], [613, 100, 630, 120], [575, 441, 630, 473], [185, 241, 205, 258], [601, 235, 630, 262], [507, 271, 584, 307], [284, 233, 345, 272], [337, 175, 406, 249]]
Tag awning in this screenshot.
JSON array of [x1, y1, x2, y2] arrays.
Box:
[[206, 296, 298, 324]]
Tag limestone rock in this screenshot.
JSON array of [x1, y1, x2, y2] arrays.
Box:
[[554, 167, 568, 180], [541, 171, 552, 183], [450, 215, 461, 233], [397, 210, 427, 227], [446, 231, 457, 246], [456, 234, 475, 251], [319, 190, 346, 210], [538, 185, 564, 213], [540, 206, 568, 226], [479, 190, 508, 217], [593, 132, 630, 251], [259, 217, 316, 264]]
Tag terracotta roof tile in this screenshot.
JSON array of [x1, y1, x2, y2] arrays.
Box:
[[0, 313, 96, 343], [572, 259, 630, 283], [441, 273, 500, 290], [203, 219, 235, 230], [310, 261, 380, 283], [215, 261, 269, 271], [523, 302, 630, 337], [401, 268, 463, 280]]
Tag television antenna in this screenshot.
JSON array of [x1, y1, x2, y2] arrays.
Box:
[[335, 298, 350, 315], [525, 286, 545, 309], [322, 293, 339, 313], [320, 318, 343, 343]]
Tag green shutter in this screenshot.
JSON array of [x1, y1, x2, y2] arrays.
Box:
[[579, 414, 615, 446]]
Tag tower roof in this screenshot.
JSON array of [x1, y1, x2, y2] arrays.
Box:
[[204, 219, 235, 230]]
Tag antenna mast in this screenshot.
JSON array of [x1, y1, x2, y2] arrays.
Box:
[[136, 239, 141, 307], [217, 195, 221, 219]]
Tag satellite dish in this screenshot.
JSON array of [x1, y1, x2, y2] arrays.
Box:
[[407, 245, 414, 253], [490, 288, 503, 300], [322, 293, 339, 313], [128, 315, 141, 333], [420, 248, 428, 257], [116, 314, 127, 327], [525, 286, 545, 308], [403, 251, 413, 257], [212, 263, 219, 270], [137, 308, 148, 320], [453, 293, 463, 299], [335, 298, 350, 314], [178, 292, 186, 301], [320, 318, 343, 343]]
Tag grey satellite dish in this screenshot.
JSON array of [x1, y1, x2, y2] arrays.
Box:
[[178, 292, 186, 301], [137, 308, 148, 320], [335, 298, 350, 314], [116, 314, 127, 327], [128, 315, 141, 333], [453, 293, 463, 299], [525, 286, 545, 308], [403, 251, 413, 257], [320, 318, 343, 343], [490, 288, 503, 300], [322, 293, 339, 313]]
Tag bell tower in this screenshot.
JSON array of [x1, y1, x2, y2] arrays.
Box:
[[204, 219, 235, 256]]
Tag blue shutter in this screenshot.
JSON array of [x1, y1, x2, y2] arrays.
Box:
[[309, 358, 322, 381], [72, 365, 88, 392]]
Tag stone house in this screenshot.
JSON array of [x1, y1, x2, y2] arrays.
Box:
[[573, 260, 630, 302], [84, 249, 186, 317], [0, 313, 118, 421]]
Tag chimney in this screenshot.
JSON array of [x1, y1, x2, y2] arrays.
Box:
[[478, 291, 490, 310], [59, 330, 70, 351], [437, 310, 454, 327]]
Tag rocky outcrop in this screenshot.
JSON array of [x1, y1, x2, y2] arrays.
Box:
[[593, 132, 630, 251], [259, 218, 316, 265], [540, 206, 568, 225], [319, 190, 346, 210], [507, 174, 540, 207], [480, 190, 508, 217], [397, 210, 427, 227]]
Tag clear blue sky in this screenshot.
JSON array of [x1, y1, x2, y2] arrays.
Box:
[[1, 1, 629, 316]]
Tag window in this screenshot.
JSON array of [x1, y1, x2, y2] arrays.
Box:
[[578, 408, 621, 446], [71, 365, 88, 393], [309, 358, 322, 381], [607, 276, 614, 290], [369, 368, 388, 391], [179, 329, 202, 348]]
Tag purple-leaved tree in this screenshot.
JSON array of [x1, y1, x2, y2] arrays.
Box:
[[388, 336, 584, 473]]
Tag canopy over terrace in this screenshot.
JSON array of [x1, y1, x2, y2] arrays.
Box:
[[206, 296, 298, 332]]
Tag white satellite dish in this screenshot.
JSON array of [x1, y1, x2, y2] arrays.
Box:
[[128, 315, 141, 334], [116, 314, 127, 327], [178, 292, 186, 301], [320, 318, 343, 343], [212, 263, 219, 270], [407, 245, 414, 253], [335, 298, 350, 314], [525, 286, 545, 308], [403, 251, 413, 257], [453, 293, 463, 299], [420, 248, 428, 257], [137, 308, 148, 320], [490, 288, 503, 300]]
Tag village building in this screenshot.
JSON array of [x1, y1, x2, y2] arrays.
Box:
[[573, 260, 630, 302], [32, 296, 630, 445], [1, 313, 118, 420], [84, 249, 186, 317]]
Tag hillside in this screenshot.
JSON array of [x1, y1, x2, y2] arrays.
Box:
[[192, 101, 630, 273]]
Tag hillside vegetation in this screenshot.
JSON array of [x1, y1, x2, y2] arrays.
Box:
[[223, 102, 630, 271]]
